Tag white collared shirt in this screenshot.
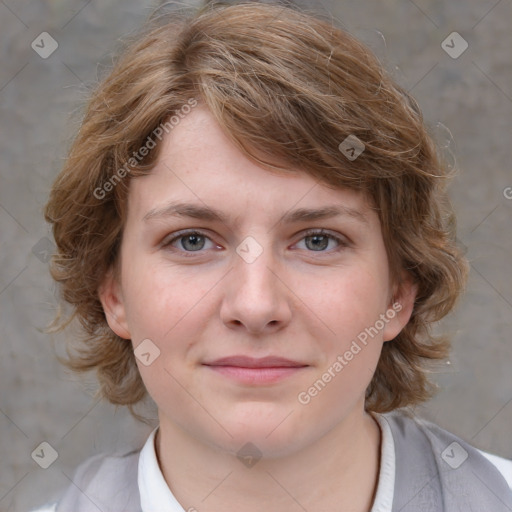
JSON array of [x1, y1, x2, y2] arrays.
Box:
[[33, 412, 512, 512], [138, 412, 512, 511]]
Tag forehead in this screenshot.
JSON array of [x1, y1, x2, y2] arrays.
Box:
[[127, 105, 377, 229]]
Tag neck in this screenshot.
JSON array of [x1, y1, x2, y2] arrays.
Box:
[[155, 408, 382, 512]]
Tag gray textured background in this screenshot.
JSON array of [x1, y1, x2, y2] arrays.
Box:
[[1, 0, 511, 510]]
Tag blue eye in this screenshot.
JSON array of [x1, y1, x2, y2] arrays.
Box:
[[298, 229, 348, 252], [162, 231, 214, 254], [162, 229, 348, 257]]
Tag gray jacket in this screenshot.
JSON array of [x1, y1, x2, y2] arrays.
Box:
[[49, 410, 512, 511]]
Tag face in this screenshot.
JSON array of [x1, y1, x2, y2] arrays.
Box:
[[100, 105, 416, 458]]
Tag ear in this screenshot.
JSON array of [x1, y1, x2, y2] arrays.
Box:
[[98, 267, 131, 340], [382, 270, 418, 342]]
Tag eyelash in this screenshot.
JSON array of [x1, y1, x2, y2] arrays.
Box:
[[161, 229, 349, 257]]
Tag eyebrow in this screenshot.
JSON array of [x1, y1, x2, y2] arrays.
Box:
[[142, 200, 369, 226]]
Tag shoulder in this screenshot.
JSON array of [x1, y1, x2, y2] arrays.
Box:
[[31, 449, 142, 512], [376, 410, 512, 510], [29, 504, 57, 512], [65, 448, 141, 494], [380, 409, 512, 488], [478, 448, 512, 489]]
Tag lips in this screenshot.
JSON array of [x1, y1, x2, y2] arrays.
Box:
[[203, 355, 308, 368], [202, 356, 309, 385]]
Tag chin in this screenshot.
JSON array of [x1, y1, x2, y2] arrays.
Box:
[[210, 417, 312, 460]]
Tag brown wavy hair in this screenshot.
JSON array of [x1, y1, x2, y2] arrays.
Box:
[[44, 1, 468, 422]]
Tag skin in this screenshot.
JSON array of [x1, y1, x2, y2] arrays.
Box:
[[99, 105, 417, 512]]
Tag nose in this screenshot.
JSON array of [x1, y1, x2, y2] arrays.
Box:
[[219, 238, 292, 335]]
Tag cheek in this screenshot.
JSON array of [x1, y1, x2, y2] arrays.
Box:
[[120, 251, 209, 340], [121, 263, 167, 338], [296, 270, 387, 413], [120, 259, 220, 400], [309, 265, 390, 341]]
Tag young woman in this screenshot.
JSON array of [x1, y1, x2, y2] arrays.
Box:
[[34, 2, 512, 511]]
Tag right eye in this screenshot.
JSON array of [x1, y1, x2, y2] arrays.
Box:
[[161, 230, 221, 256]]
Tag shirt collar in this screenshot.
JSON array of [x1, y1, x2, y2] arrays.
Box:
[[369, 411, 396, 512], [138, 426, 186, 511], [138, 413, 396, 512]]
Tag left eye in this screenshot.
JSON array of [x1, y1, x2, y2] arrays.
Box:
[[297, 229, 347, 252], [162, 229, 347, 255]]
